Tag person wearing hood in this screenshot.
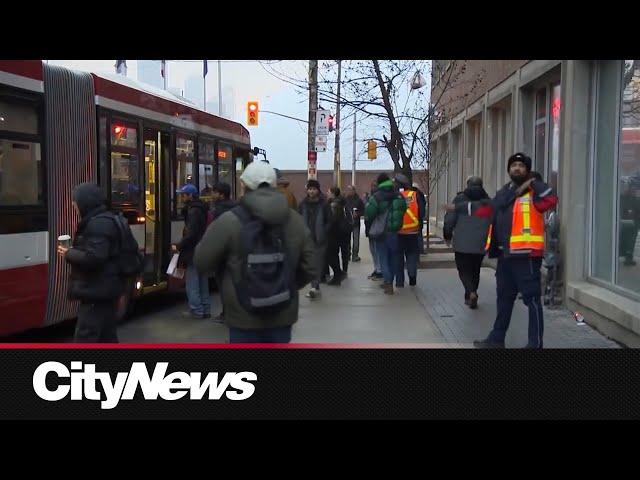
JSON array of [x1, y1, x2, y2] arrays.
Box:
[[57, 182, 124, 342], [274, 168, 298, 210], [172, 183, 212, 319], [194, 161, 316, 343], [298, 179, 331, 298], [364, 173, 407, 295], [443, 176, 492, 309], [345, 185, 365, 262], [325, 186, 352, 285], [211, 182, 237, 221]]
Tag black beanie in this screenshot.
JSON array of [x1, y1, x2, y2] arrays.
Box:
[[507, 152, 532, 172], [306, 179, 320, 190]]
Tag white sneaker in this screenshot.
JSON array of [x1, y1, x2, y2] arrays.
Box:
[[305, 287, 320, 299]]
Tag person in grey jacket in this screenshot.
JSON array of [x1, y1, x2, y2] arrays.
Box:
[[443, 176, 492, 309], [193, 161, 316, 343]]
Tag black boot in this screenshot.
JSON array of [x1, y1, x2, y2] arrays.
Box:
[[409, 276, 417, 286]]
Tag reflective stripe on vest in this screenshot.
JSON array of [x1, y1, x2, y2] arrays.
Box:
[[485, 224, 492, 252], [509, 190, 545, 252], [399, 189, 420, 234]]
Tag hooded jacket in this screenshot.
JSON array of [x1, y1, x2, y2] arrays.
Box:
[[328, 194, 352, 237], [193, 186, 316, 330], [65, 183, 124, 302], [177, 198, 209, 266], [212, 198, 237, 221], [443, 185, 492, 254], [364, 180, 407, 233]]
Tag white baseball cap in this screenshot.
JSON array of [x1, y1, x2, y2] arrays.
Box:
[[240, 160, 277, 190]]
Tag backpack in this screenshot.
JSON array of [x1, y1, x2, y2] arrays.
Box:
[[97, 211, 144, 278], [230, 204, 295, 314]]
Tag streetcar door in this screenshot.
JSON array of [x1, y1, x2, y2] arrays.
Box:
[[142, 129, 167, 288]]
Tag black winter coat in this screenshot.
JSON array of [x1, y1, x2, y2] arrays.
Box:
[[65, 183, 124, 302], [177, 199, 209, 266]]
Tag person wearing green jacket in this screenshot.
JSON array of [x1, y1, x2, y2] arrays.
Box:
[[364, 173, 407, 295]]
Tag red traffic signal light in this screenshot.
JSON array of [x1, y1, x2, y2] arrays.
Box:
[[247, 101, 259, 126], [327, 114, 335, 132]]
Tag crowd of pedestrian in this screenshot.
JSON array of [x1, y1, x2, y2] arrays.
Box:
[[57, 151, 558, 348]]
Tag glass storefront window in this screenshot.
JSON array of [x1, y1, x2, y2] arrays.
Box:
[[616, 60, 640, 293], [592, 61, 619, 283], [549, 84, 561, 194]]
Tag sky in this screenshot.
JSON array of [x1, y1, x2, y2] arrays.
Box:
[[48, 60, 430, 172]]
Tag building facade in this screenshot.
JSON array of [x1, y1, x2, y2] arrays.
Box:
[[430, 60, 640, 346]]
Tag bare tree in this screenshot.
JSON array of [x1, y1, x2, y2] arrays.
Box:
[[259, 60, 485, 186]]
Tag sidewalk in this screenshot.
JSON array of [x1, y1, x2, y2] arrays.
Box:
[[114, 227, 620, 347], [294, 229, 619, 347]]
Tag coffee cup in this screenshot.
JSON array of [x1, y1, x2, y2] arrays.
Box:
[[58, 235, 71, 248]]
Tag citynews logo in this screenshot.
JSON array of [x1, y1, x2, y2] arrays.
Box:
[[33, 362, 257, 410]]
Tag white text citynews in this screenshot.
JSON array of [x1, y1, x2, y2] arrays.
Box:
[[33, 362, 257, 410]]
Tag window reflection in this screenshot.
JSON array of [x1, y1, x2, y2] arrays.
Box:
[[617, 60, 640, 293]]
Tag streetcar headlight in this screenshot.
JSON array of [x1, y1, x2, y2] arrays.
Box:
[[136, 281, 142, 290]]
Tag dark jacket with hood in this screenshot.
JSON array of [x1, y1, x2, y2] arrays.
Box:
[[177, 198, 209, 266], [345, 194, 365, 223], [364, 180, 407, 233], [298, 195, 331, 245], [443, 185, 492, 255], [193, 186, 316, 330], [65, 183, 124, 302], [212, 198, 237, 221], [328, 194, 352, 238]]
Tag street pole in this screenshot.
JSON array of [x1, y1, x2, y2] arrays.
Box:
[[352, 111, 356, 187], [218, 60, 222, 117], [203, 63, 207, 112], [308, 60, 318, 181], [334, 59, 342, 188]]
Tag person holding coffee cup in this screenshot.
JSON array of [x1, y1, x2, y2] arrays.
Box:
[[57, 183, 124, 342]]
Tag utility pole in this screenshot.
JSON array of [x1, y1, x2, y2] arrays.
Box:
[[333, 59, 342, 188], [352, 111, 356, 187], [218, 60, 222, 117], [307, 60, 318, 180]]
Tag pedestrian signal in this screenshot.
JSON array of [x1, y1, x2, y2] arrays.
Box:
[[247, 101, 259, 126], [367, 140, 377, 160]]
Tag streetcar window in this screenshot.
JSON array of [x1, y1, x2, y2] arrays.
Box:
[[198, 140, 215, 208], [0, 140, 43, 206], [218, 143, 233, 197], [111, 124, 138, 149], [176, 136, 195, 211], [110, 151, 140, 205], [0, 100, 38, 135]]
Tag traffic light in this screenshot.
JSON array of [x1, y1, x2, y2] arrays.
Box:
[[247, 101, 259, 126], [367, 140, 377, 160], [327, 114, 335, 132]]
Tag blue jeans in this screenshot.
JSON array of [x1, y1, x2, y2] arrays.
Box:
[[185, 264, 212, 316], [487, 256, 544, 348], [229, 326, 292, 343], [369, 237, 382, 273], [375, 233, 399, 284], [396, 234, 419, 285]]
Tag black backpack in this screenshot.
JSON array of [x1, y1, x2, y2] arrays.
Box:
[[231, 204, 294, 314], [97, 211, 144, 278]]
